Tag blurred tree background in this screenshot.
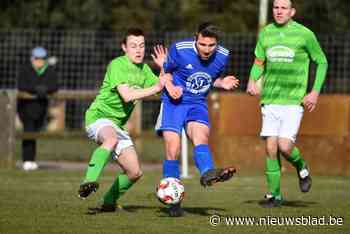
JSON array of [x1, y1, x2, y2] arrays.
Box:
[[0, 0, 349, 33]]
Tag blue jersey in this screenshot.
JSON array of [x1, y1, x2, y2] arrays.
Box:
[[162, 39, 230, 103]]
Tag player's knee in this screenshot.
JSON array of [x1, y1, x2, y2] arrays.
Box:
[[165, 148, 179, 160], [278, 141, 293, 156], [127, 170, 143, 181], [165, 143, 180, 160], [278, 145, 292, 156], [102, 137, 118, 150], [266, 144, 278, 157]]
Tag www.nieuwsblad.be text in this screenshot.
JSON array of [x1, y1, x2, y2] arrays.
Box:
[[209, 215, 344, 226]]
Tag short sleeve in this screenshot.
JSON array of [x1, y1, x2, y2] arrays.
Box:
[[163, 43, 179, 73], [219, 51, 231, 77], [143, 64, 159, 88], [106, 61, 127, 89]]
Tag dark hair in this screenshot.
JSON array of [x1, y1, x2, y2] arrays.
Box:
[[195, 22, 220, 40], [121, 27, 144, 45]]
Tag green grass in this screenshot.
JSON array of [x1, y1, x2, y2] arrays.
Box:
[[15, 135, 170, 163], [1, 168, 349, 234], [15, 134, 195, 163]]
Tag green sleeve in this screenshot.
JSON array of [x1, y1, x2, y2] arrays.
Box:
[[107, 60, 127, 89], [143, 64, 159, 88], [305, 31, 328, 92], [249, 31, 265, 81], [254, 31, 266, 61]]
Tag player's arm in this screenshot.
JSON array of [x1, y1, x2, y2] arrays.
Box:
[[246, 58, 265, 96], [213, 75, 239, 90], [160, 72, 183, 100], [117, 73, 170, 103], [303, 31, 328, 112], [161, 43, 183, 99], [212, 51, 239, 90], [246, 30, 266, 96], [151, 45, 167, 74]]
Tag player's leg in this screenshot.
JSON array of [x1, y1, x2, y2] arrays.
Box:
[[278, 105, 311, 192], [263, 136, 283, 207], [279, 140, 311, 192], [186, 105, 235, 187], [155, 101, 187, 180], [155, 102, 185, 217], [162, 131, 181, 179], [89, 146, 142, 214], [79, 120, 118, 199], [260, 105, 282, 207], [161, 131, 184, 217]]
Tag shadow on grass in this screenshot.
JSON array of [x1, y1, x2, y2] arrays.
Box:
[[244, 200, 318, 208], [159, 206, 226, 217], [83, 204, 225, 217]]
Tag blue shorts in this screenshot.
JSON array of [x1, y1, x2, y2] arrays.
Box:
[[155, 101, 210, 135]]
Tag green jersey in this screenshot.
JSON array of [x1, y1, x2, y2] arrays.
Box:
[[254, 20, 328, 105], [85, 55, 158, 128]]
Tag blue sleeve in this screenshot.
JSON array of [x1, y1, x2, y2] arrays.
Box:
[[214, 52, 230, 81], [163, 43, 179, 73], [219, 53, 230, 76]]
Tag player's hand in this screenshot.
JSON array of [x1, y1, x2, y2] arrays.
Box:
[[220, 75, 239, 90], [151, 45, 168, 69], [303, 90, 319, 112], [156, 73, 172, 92], [246, 79, 261, 96], [165, 83, 183, 100]]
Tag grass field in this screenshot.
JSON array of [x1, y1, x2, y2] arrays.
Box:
[[14, 135, 184, 163], [1, 167, 349, 234]]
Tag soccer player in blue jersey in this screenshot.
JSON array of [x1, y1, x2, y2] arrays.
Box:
[[155, 22, 239, 217]]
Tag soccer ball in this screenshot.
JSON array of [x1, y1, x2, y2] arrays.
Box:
[[156, 177, 185, 205]]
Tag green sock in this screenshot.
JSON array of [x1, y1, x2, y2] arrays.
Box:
[[265, 158, 281, 199], [84, 147, 111, 182], [103, 173, 134, 205], [286, 147, 306, 171]]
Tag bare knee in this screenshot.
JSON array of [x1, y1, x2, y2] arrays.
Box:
[[266, 137, 278, 159], [278, 139, 294, 156], [127, 170, 143, 181], [163, 132, 180, 160], [101, 137, 118, 150], [165, 144, 179, 160]]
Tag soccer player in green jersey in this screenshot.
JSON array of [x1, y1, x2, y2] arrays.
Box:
[[78, 28, 169, 214], [246, 0, 328, 208]]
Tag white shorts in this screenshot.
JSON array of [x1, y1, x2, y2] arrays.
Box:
[[260, 104, 304, 142], [85, 118, 134, 159]]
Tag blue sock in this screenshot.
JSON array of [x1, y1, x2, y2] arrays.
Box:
[[162, 160, 180, 179], [193, 144, 214, 176]]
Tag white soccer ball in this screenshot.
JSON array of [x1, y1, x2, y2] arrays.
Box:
[[156, 177, 185, 205]]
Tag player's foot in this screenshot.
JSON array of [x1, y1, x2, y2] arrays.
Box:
[[78, 182, 99, 199], [200, 167, 236, 187], [298, 165, 312, 193], [260, 193, 283, 208], [167, 203, 184, 217], [87, 203, 122, 215]]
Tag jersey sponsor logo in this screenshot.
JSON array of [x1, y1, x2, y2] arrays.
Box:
[[267, 45, 295, 63], [186, 72, 212, 94]]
